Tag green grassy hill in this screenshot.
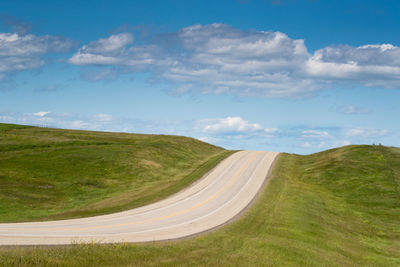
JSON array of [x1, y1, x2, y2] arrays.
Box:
[[1, 144, 399, 266], [0, 123, 232, 222]]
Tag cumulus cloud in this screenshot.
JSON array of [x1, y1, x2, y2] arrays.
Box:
[[68, 23, 400, 97], [305, 44, 400, 87], [69, 24, 319, 97], [198, 116, 277, 136], [201, 117, 262, 134], [0, 32, 74, 76], [193, 116, 279, 151]]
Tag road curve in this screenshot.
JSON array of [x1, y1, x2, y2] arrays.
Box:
[[0, 151, 279, 246]]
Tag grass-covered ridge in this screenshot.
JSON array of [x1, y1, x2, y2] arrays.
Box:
[[1, 145, 399, 266], [0, 123, 232, 222]]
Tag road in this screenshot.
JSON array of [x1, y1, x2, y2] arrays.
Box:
[[0, 150, 279, 245]]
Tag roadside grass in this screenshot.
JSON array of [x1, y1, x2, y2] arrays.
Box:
[[0, 123, 232, 222], [1, 145, 399, 266]]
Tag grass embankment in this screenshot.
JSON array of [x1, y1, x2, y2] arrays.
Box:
[[0, 123, 232, 222], [1, 145, 399, 266]]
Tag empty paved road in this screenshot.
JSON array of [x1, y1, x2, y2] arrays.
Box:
[[0, 151, 279, 245]]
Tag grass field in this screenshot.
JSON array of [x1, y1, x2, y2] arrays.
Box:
[[1, 144, 399, 266], [0, 123, 232, 222]]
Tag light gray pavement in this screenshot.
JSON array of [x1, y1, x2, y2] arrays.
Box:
[[0, 150, 279, 246]]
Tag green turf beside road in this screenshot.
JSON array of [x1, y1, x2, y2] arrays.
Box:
[[0, 123, 232, 222], [1, 145, 399, 266]]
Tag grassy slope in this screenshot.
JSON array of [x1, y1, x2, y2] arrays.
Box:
[[1, 145, 399, 266], [0, 123, 232, 222]]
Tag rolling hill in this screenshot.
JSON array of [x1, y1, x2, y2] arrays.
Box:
[[0, 124, 399, 266], [0, 123, 232, 222]]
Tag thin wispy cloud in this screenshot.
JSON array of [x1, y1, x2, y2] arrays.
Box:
[[81, 68, 118, 82], [346, 128, 388, 138], [301, 130, 330, 139], [32, 111, 51, 117], [34, 84, 63, 92], [1, 15, 32, 35]]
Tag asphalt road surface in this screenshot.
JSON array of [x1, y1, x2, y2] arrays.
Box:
[[0, 150, 279, 245]]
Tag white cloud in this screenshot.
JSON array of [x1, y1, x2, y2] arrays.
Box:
[[69, 53, 123, 65], [68, 24, 400, 97], [33, 111, 51, 117], [194, 116, 279, 151], [157, 24, 319, 97], [305, 44, 400, 88], [195, 116, 278, 150], [68, 24, 320, 97], [82, 33, 133, 54], [0, 32, 73, 75], [199, 116, 266, 134], [69, 33, 134, 65]]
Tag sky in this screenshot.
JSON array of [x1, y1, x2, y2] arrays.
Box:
[[1, 0, 400, 154]]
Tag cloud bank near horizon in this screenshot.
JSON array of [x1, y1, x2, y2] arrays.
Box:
[[0, 111, 391, 154]]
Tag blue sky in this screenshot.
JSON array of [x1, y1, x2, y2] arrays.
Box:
[[1, 0, 399, 154]]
